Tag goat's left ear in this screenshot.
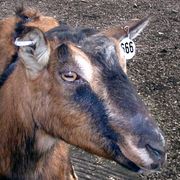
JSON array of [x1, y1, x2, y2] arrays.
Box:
[[16, 27, 50, 79], [102, 17, 149, 41], [102, 17, 149, 74]]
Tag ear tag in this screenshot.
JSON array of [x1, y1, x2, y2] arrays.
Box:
[[14, 38, 36, 47], [120, 26, 136, 60]]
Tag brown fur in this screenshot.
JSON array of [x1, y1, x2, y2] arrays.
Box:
[[0, 8, 76, 180], [0, 7, 59, 75], [0, 16, 17, 74]]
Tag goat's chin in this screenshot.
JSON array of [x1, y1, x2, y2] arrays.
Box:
[[113, 156, 140, 173], [115, 156, 160, 175], [114, 154, 156, 175]]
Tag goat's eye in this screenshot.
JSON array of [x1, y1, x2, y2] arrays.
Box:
[[61, 71, 78, 82]]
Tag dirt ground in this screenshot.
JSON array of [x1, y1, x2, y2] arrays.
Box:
[[0, 0, 179, 179]]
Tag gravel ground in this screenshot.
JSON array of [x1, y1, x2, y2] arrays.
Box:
[[0, 0, 179, 179]]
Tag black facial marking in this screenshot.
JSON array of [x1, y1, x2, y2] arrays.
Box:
[[103, 67, 140, 117], [72, 84, 121, 158], [57, 43, 70, 63], [81, 36, 142, 117], [73, 84, 141, 172], [72, 82, 141, 172]]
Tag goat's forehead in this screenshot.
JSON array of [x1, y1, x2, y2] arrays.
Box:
[[71, 40, 118, 72], [81, 35, 115, 52], [81, 36, 120, 70]]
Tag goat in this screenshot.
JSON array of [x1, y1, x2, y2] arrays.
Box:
[[0, 8, 166, 179], [0, 8, 76, 180]]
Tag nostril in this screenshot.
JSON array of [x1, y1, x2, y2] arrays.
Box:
[[145, 144, 163, 160], [151, 163, 160, 170]]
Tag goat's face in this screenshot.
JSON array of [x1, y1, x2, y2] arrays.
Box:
[[16, 18, 166, 173]]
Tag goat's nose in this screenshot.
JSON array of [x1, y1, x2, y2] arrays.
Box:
[[146, 144, 163, 160], [145, 143, 166, 169]]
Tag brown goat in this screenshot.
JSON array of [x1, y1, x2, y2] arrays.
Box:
[[0, 8, 76, 180], [0, 8, 166, 179]]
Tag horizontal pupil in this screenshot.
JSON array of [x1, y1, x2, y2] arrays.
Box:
[[61, 72, 77, 81], [65, 74, 74, 78]]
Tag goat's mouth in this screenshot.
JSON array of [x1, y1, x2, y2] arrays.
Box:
[[108, 144, 146, 174], [115, 157, 161, 175], [112, 138, 166, 174], [113, 148, 164, 174], [115, 156, 141, 173]]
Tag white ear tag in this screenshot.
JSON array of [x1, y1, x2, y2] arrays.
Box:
[[14, 38, 36, 47], [120, 37, 136, 60]]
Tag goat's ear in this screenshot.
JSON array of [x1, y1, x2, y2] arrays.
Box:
[[102, 17, 149, 74], [16, 27, 50, 79], [102, 17, 149, 41]]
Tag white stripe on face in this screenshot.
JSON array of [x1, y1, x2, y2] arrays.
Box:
[[127, 141, 154, 167], [74, 54, 93, 82], [121, 136, 154, 168]]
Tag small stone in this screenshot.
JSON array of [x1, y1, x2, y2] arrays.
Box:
[[158, 32, 164, 35], [172, 9, 178, 13], [160, 49, 168, 53], [133, 3, 138, 8]]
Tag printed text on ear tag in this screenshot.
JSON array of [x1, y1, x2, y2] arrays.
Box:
[[120, 38, 136, 60]]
